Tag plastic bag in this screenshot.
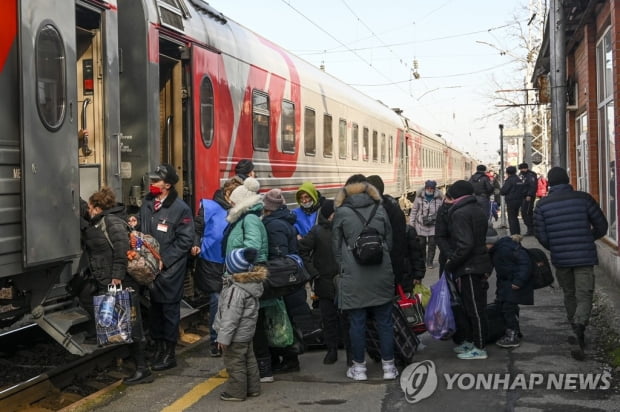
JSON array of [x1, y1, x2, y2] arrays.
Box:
[[413, 283, 431, 308], [423, 273, 456, 340], [93, 284, 133, 346], [263, 298, 294, 347]]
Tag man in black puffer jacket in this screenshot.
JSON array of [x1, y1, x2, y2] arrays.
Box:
[[444, 180, 493, 360], [534, 166, 608, 361]]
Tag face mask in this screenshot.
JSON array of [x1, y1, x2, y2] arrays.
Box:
[[301, 200, 314, 209], [149, 184, 162, 196], [425, 190, 434, 196]]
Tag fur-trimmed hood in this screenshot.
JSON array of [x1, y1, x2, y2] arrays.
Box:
[[225, 265, 267, 298], [416, 187, 444, 200], [227, 194, 263, 224], [334, 182, 382, 208]]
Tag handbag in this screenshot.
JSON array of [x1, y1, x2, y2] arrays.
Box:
[[262, 254, 312, 299], [126, 231, 161, 286], [263, 298, 294, 348], [396, 285, 426, 334], [93, 284, 133, 346], [423, 272, 456, 340]]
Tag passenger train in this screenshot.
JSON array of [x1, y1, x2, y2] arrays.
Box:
[[0, 0, 476, 354]]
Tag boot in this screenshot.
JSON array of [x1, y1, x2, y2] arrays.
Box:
[[150, 340, 164, 365], [152, 341, 177, 371], [257, 357, 274, 383], [571, 324, 586, 361], [323, 348, 338, 365], [124, 342, 154, 385], [496, 329, 520, 348]]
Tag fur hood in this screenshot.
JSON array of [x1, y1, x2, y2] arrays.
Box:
[[416, 187, 444, 200], [334, 182, 382, 208], [230, 265, 268, 283], [227, 194, 263, 224]]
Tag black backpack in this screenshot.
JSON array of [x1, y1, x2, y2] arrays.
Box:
[[345, 203, 383, 266], [525, 247, 554, 289], [262, 254, 313, 299]]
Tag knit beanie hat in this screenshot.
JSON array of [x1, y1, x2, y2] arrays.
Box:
[[263, 188, 285, 211], [229, 177, 260, 205], [547, 166, 569, 186], [477, 164, 487, 172], [366, 175, 385, 196], [235, 159, 254, 177], [486, 227, 499, 244], [320, 199, 335, 219], [226, 248, 258, 274], [425, 180, 437, 189], [447, 180, 474, 199]]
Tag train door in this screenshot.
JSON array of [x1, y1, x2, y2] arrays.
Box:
[[19, 0, 80, 266], [158, 40, 191, 206]]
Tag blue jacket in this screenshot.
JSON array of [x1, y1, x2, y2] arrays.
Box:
[[292, 207, 318, 237], [198, 198, 228, 263], [534, 184, 608, 267]]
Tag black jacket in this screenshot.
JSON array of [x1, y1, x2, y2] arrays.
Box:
[[262, 206, 299, 259], [299, 213, 339, 300], [434, 200, 453, 274], [519, 170, 538, 198], [490, 237, 534, 305], [444, 196, 492, 277], [404, 225, 426, 291], [500, 175, 524, 203], [469, 172, 494, 198], [382, 194, 408, 281]]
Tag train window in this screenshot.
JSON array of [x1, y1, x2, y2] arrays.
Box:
[[304, 107, 316, 156], [323, 114, 333, 158], [372, 130, 378, 162], [380, 133, 386, 163], [281, 100, 295, 153], [363, 127, 369, 161], [200, 76, 214, 148], [388, 135, 393, 163], [252, 90, 270, 151], [36, 24, 66, 131], [338, 119, 347, 159], [352, 123, 359, 160]]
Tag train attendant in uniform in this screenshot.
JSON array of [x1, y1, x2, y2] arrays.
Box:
[[221, 177, 272, 381], [292, 182, 324, 239], [332, 174, 398, 381], [410, 180, 443, 269], [139, 164, 194, 371], [84, 187, 153, 385], [191, 178, 242, 358]]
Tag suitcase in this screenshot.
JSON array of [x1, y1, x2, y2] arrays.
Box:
[[366, 302, 420, 366]]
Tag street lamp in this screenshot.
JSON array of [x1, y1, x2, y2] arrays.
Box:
[[498, 124, 507, 230]]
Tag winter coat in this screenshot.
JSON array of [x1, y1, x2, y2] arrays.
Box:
[[434, 200, 453, 274], [299, 213, 339, 300], [536, 177, 548, 198], [214, 266, 267, 345], [224, 195, 268, 264], [293, 182, 323, 236], [404, 225, 426, 291], [382, 194, 408, 281], [519, 170, 538, 198], [410, 188, 443, 236], [489, 237, 534, 305], [83, 204, 129, 288], [139, 190, 194, 303], [500, 175, 524, 204], [262, 206, 299, 259], [332, 182, 394, 310], [469, 172, 494, 198], [534, 184, 608, 267], [444, 195, 493, 277]]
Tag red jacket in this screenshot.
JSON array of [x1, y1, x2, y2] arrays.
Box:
[[536, 177, 548, 197]]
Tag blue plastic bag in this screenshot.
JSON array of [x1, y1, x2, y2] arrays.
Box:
[[423, 272, 456, 340]]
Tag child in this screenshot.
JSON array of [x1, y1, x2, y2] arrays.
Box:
[[486, 228, 533, 348], [299, 199, 351, 365], [127, 214, 139, 229], [214, 247, 267, 401]]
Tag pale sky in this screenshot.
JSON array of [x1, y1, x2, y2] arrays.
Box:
[[207, 0, 541, 162]]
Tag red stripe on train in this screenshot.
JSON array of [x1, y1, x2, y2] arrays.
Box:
[[0, 0, 17, 72]]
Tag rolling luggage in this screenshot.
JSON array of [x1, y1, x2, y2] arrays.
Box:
[[366, 302, 419, 366]]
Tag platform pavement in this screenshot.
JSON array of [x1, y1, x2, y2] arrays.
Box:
[[91, 227, 620, 412]]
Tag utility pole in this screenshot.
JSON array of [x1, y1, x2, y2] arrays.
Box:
[[499, 124, 507, 229], [550, 0, 567, 168]]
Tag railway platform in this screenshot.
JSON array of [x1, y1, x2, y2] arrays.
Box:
[[87, 230, 620, 412]]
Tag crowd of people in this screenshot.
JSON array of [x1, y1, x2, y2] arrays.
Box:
[[77, 159, 608, 401]]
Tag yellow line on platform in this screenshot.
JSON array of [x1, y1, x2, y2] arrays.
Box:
[[161, 369, 228, 412]]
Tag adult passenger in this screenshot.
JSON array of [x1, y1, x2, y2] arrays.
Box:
[[292, 182, 324, 238], [534, 167, 608, 361], [234, 159, 256, 182], [139, 164, 195, 371], [500, 166, 523, 235], [333, 174, 397, 381], [410, 180, 443, 269], [469, 165, 494, 218], [518, 163, 538, 236]]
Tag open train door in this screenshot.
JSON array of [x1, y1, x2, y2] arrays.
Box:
[[19, 0, 80, 266]]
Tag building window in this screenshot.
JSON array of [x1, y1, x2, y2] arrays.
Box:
[[304, 107, 316, 156], [596, 28, 616, 242], [352, 123, 359, 160], [338, 119, 347, 159], [252, 90, 270, 150], [281, 100, 295, 153], [199, 76, 214, 148], [323, 114, 333, 157], [36, 24, 66, 131], [575, 113, 588, 192]]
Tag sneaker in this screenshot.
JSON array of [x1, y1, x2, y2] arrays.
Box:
[[248, 392, 260, 397], [220, 392, 245, 401], [382, 359, 399, 380], [496, 330, 520, 348], [453, 341, 474, 354], [457, 347, 488, 360], [210, 344, 222, 357], [346, 361, 368, 381], [259, 375, 274, 383]]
